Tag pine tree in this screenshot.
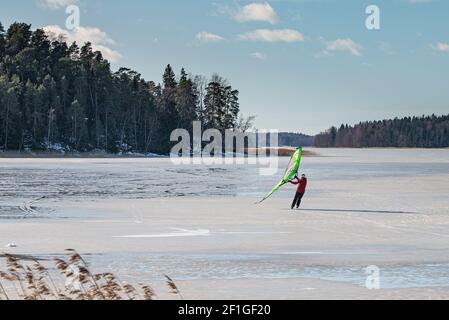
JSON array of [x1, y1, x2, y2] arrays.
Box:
[[0, 75, 21, 150], [157, 64, 179, 153], [23, 81, 43, 148], [223, 86, 239, 129], [176, 68, 197, 130], [5, 23, 32, 56], [204, 81, 225, 130]]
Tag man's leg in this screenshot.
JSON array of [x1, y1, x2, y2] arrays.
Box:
[[296, 193, 304, 208], [291, 193, 300, 209]]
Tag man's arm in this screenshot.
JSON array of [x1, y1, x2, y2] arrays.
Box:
[[289, 176, 300, 184]]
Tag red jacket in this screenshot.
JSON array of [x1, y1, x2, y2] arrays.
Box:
[[292, 177, 307, 194]]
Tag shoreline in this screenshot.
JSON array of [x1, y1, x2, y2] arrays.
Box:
[[0, 151, 167, 159], [0, 149, 319, 159], [2, 147, 449, 159]]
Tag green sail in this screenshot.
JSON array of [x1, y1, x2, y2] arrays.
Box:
[[257, 147, 303, 204]]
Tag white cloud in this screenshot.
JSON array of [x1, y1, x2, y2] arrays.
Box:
[[234, 2, 279, 24], [43, 25, 123, 62], [317, 38, 362, 57], [327, 39, 362, 56], [40, 0, 79, 10], [239, 29, 304, 43], [314, 50, 332, 59], [361, 62, 374, 68], [196, 31, 225, 43], [433, 42, 449, 52], [90, 45, 122, 63], [251, 52, 267, 60]]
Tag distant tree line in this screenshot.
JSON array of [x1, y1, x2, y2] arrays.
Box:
[[0, 22, 243, 154], [279, 132, 314, 147], [315, 114, 449, 148]]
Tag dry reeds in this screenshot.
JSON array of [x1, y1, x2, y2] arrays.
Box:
[[0, 250, 182, 301], [165, 275, 183, 300]]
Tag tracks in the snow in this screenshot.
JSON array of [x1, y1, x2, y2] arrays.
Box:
[[18, 188, 70, 219]]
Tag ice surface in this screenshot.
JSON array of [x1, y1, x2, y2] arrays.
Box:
[[1, 148, 448, 218], [1, 148, 449, 299]]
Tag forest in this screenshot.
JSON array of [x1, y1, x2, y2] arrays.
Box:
[[278, 132, 314, 147], [315, 114, 449, 148], [0, 22, 242, 154]]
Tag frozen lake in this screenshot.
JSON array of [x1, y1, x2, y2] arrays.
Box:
[[1, 148, 449, 219], [1, 148, 449, 298]]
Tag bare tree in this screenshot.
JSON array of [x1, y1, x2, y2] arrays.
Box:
[[236, 115, 257, 133]]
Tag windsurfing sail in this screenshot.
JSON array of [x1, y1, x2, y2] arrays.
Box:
[[257, 147, 303, 204]]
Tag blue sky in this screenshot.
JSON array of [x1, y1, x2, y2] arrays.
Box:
[[1, 0, 448, 134]]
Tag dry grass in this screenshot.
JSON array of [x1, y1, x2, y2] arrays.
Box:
[[0, 250, 181, 300]]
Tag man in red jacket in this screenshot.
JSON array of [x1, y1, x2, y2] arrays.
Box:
[[290, 174, 308, 209]]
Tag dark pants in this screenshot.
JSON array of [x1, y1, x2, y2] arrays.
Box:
[[291, 192, 304, 209]]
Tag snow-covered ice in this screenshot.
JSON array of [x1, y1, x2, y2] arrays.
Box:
[[1, 148, 449, 299]]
